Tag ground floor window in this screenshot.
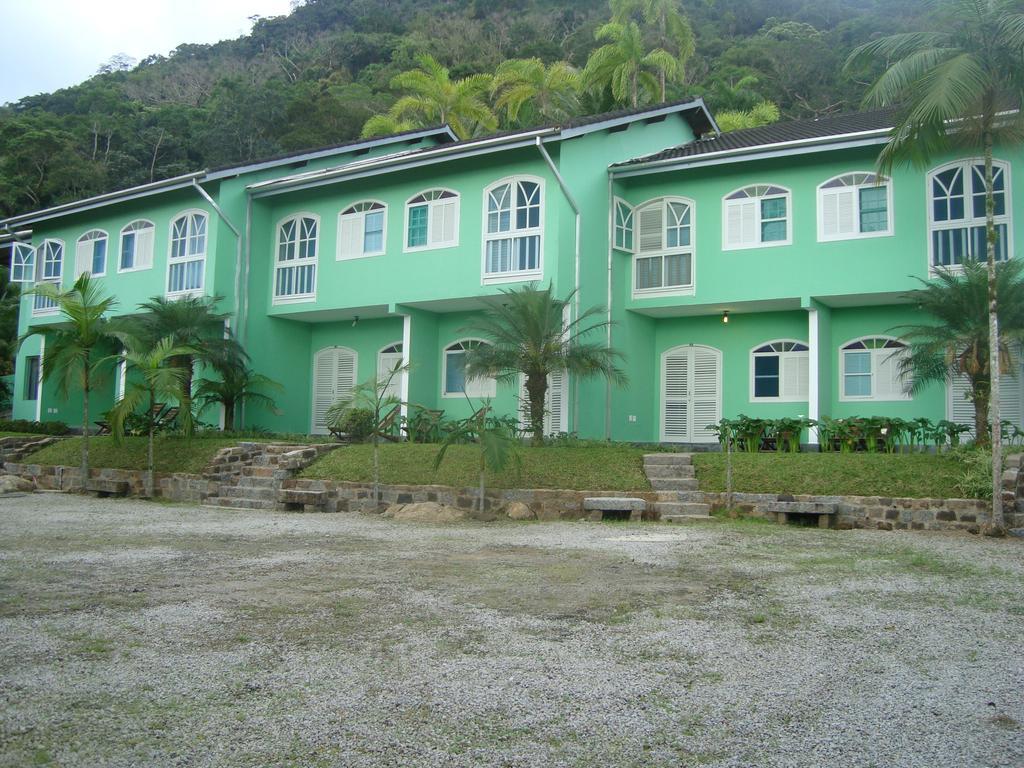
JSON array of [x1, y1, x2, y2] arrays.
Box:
[[24, 356, 40, 401], [443, 340, 496, 398], [751, 341, 809, 401], [840, 337, 910, 401]]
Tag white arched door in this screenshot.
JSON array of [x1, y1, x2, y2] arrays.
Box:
[[661, 344, 722, 443], [378, 343, 405, 402], [311, 346, 357, 434]]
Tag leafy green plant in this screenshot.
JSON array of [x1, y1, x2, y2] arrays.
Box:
[[336, 408, 375, 442], [950, 447, 995, 500], [0, 419, 70, 435]]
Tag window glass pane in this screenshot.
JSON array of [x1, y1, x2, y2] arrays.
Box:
[[408, 205, 428, 247], [845, 351, 871, 374], [91, 239, 106, 274], [516, 181, 540, 229], [972, 165, 1006, 217], [761, 220, 787, 242], [859, 187, 888, 232], [844, 373, 871, 397], [364, 211, 384, 253], [761, 197, 786, 220], [486, 239, 511, 274], [25, 357, 40, 400], [663, 253, 690, 287], [514, 235, 539, 271], [636, 256, 662, 290], [754, 355, 780, 398], [445, 351, 466, 394]]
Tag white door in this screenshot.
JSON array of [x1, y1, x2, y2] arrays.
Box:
[[661, 345, 722, 443], [948, 357, 1023, 440], [518, 370, 569, 436], [378, 343, 404, 402], [311, 346, 357, 434]]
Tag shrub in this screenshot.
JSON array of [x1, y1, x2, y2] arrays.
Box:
[[0, 419, 71, 436], [338, 408, 376, 442], [950, 447, 994, 499]]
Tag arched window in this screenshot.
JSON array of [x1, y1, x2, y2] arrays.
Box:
[[119, 220, 155, 272], [723, 184, 791, 249], [10, 242, 35, 284], [632, 197, 694, 294], [817, 172, 892, 241], [167, 211, 207, 296], [928, 159, 1011, 269], [75, 230, 108, 277], [443, 340, 496, 398], [483, 177, 543, 280], [274, 214, 318, 301], [338, 201, 386, 259], [405, 189, 458, 250], [840, 336, 910, 401], [614, 198, 634, 251], [750, 340, 809, 401]]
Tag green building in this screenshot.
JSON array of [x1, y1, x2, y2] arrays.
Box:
[[3, 100, 1020, 445]]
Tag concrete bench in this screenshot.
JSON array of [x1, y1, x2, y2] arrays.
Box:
[[759, 501, 837, 529], [583, 497, 646, 522], [278, 488, 325, 510], [86, 479, 131, 498]]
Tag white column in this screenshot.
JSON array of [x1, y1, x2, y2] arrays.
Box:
[[35, 336, 45, 423], [807, 308, 819, 445], [400, 314, 411, 426]]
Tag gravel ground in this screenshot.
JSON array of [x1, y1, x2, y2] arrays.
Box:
[[1, 493, 1022, 768]]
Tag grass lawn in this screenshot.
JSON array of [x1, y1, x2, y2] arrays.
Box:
[[693, 452, 972, 499], [0, 431, 46, 438], [301, 442, 652, 491], [22, 436, 252, 475]]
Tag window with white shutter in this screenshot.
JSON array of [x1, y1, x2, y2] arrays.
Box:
[[632, 197, 695, 296], [482, 177, 543, 282], [32, 240, 63, 315], [517, 370, 569, 436], [614, 199, 634, 252], [948, 349, 1023, 440], [817, 172, 892, 242], [405, 189, 459, 251], [840, 337, 910, 401], [10, 243, 35, 284], [661, 345, 721, 443], [311, 346, 358, 434], [75, 230, 108, 277], [723, 185, 790, 250], [119, 220, 155, 272], [274, 214, 318, 302], [928, 159, 1011, 270], [750, 340, 809, 402], [338, 201, 386, 260]]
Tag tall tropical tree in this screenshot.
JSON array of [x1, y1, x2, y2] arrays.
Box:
[[583, 22, 668, 109], [846, 0, 1024, 528], [714, 101, 781, 132], [131, 295, 245, 423], [611, 0, 696, 101], [897, 258, 1024, 441], [20, 274, 119, 484], [107, 336, 194, 497], [491, 59, 581, 127], [361, 55, 496, 140], [462, 284, 625, 446], [194, 364, 282, 431]]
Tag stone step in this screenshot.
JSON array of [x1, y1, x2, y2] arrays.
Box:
[[203, 497, 279, 511], [644, 464, 696, 478], [643, 453, 692, 466], [649, 478, 699, 491], [233, 476, 280, 488], [661, 514, 716, 523], [279, 488, 325, 506], [656, 490, 706, 503], [217, 486, 277, 501], [656, 502, 712, 518]]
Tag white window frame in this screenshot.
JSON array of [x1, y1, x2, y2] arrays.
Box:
[[32, 239, 63, 316], [10, 242, 35, 284], [118, 219, 155, 273], [927, 158, 1013, 274], [481, 175, 544, 285], [614, 197, 634, 252], [337, 200, 387, 260], [631, 196, 696, 298], [442, 338, 496, 399], [839, 335, 911, 402], [166, 209, 208, 298], [404, 189, 459, 253], [75, 229, 108, 278], [272, 213, 319, 305], [722, 184, 792, 251], [749, 339, 810, 403], [817, 172, 894, 242]]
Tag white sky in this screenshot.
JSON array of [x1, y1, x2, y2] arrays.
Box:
[[0, 0, 296, 105]]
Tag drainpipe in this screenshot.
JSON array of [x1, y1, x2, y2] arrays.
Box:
[[191, 180, 242, 328], [605, 175, 614, 441], [534, 137, 581, 432]]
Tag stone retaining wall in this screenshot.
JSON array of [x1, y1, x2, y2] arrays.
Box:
[[5, 462, 216, 502]]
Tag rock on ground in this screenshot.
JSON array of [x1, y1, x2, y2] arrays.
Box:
[[383, 501, 470, 522], [0, 474, 34, 493]]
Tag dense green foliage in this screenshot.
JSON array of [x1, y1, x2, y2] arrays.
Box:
[[0, 0, 929, 217], [0, 419, 70, 435]]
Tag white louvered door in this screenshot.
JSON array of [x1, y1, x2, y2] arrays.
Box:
[[518, 371, 569, 436], [378, 350, 404, 401], [311, 347, 357, 434], [949, 358, 1024, 440], [662, 345, 721, 443]]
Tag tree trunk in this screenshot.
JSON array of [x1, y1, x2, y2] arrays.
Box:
[[224, 399, 235, 432], [659, 69, 666, 102], [147, 424, 155, 498], [984, 130, 1003, 529], [372, 436, 380, 508], [526, 373, 548, 447], [973, 382, 990, 447]]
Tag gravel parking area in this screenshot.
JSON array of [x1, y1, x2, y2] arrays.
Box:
[[1, 493, 1022, 768]]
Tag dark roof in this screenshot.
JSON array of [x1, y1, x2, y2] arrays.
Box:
[[615, 108, 897, 166]]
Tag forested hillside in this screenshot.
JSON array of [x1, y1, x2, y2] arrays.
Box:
[[0, 0, 928, 218]]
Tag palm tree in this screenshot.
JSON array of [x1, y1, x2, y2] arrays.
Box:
[[20, 274, 119, 485], [131, 295, 246, 424], [360, 55, 496, 140], [194, 365, 282, 431], [491, 59, 581, 127], [584, 22, 671, 109], [611, 0, 696, 101], [107, 336, 194, 497], [715, 101, 781, 132], [462, 283, 625, 446], [897, 258, 1024, 441], [846, 0, 1024, 528]]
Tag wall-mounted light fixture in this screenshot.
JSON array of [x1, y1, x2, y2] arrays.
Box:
[[352, 315, 360, 328], [722, 310, 730, 324]]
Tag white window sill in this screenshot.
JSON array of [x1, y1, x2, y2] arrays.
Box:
[[337, 251, 384, 261], [818, 230, 893, 243], [404, 241, 459, 254], [166, 289, 205, 300], [117, 266, 152, 274], [723, 240, 791, 252], [272, 295, 317, 306], [482, 270, 542, 285], [839, 395, 912, 403], [632, 286, 695, 299], [442, 391, 496, 400], [31, 308, 59, 317], [749, 396, 809, 404]]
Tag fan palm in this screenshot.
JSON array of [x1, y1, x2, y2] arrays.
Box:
[[360, 55, 496, 140], [194, 364, 282, 431], [20, 274, 119, 484], [491, 58, 581, 127], [106, 336, 194, 497], [846, 0, 1024, 527], [583, 22, 668, 109], [611, 0, 695, 101], [461, 283, 625, 446]]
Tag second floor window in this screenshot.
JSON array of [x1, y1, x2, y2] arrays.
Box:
[[484, 177, 542, 280], [723, 184, 790, 250], [614, 199, 634, 251], [275, 215, 318, 301], [818, 173, 892, 241], [338, 201, 386, 259], [167, 211, 207, 296], [633, 197, 694, 294], [119, 220, 155, 272], [406, 190, 458, 250], [33, 240, 63, 314], [10, 242, 35, 284], [929, 160, 1010, 269], [75, 230, 108, 277]]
